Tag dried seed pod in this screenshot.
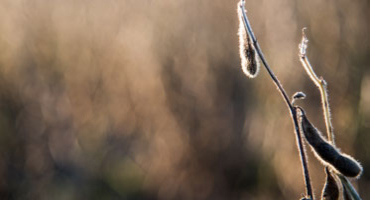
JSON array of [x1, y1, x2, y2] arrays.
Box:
[[322, 167, 339, 200], [298, 108, 362, 178], [237, 2, 260, 78], [334, 153, 363, 178]]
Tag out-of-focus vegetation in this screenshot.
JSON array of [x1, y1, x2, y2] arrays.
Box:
[[0, 0, 369, 199]]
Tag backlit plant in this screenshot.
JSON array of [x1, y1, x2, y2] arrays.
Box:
[[237, 1, 363, 199]]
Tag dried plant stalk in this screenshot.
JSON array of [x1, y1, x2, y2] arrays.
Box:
[[299, 28, 335, 145], [298, 29, 362, 200], [238, 1, 313, 199], [339, 174, 362, 200]]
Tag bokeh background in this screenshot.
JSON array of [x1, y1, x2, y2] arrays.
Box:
[[0, 0, 369, 199]]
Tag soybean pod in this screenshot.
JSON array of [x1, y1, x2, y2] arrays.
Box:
[[297, 107, 362, 178]]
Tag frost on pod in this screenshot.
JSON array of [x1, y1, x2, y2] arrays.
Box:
[[237, 1, 260, 78]]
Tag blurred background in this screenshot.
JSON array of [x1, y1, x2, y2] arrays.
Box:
[[0, 0, 369, 199]]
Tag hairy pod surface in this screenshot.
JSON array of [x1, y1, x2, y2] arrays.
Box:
[[322, 167, 339, 200], [237, 3, 260, 78], [299, 108, 362, 178]]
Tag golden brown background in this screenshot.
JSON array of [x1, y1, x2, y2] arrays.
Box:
[[0, 0, 369, 199]]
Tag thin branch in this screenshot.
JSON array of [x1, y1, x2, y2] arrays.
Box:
[[338, 174, 362, 200], [298, 28, 335, 145], [238, 1, 313, 199]]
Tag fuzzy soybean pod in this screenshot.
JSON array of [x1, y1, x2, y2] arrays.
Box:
[[237, 2, 260, 78], [322, 167, 339, 200], [298, 108, 362, 178]]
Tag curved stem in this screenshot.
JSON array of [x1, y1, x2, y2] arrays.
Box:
[[299, 30, 335, 145], [239, 1, 313, 199]]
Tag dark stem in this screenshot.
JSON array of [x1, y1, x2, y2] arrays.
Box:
[[239, 2, 313, 199]]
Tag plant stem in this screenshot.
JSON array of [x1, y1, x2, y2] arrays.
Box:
[[298, 29, 362, 200], [338, 174, 362, 200], [238, 1, 313, 199], [299, 29, 335, 145]]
